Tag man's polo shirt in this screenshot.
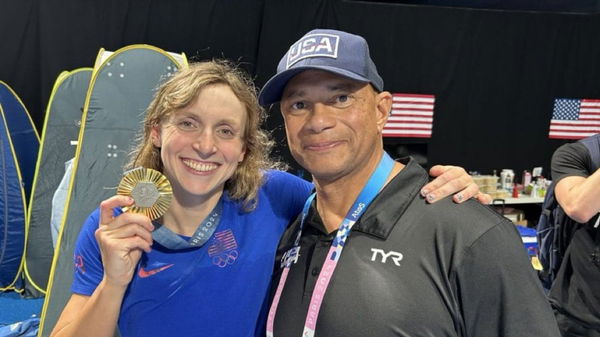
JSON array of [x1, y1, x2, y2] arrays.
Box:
[[270, 158, 561, 337]]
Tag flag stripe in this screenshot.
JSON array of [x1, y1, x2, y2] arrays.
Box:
[[550, 125, 600, 131], [388, 117, 433, 122], [391, 103, 434, 110], [550, 120, 600, 126], [549, 131, 599, 138], [382, 132, 431, 138], [384, 123, 432, 129], [388, 111, 433, 117], [383, 130, 432, 134], [385, 93, 435, 138], [392, 94, 435, 101]]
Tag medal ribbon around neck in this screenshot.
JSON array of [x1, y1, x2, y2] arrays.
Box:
[[151, 199, 223, 250], [117, 167, 222, 250], [266, 152, 395, 337]]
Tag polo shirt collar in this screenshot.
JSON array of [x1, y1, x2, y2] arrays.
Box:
[[306, 157, 428, 239], [354, 157, 428, 239]]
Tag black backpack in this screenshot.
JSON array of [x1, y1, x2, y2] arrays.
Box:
[[536, 134, 600, 289]]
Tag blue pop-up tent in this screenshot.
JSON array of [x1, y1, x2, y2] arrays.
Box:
[[0, 82, 39, 292], [0, 82, 40, 203], [21, 69, 92, 298]]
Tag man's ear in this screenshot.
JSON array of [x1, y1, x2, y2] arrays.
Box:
[[375, 91, 393, 133]]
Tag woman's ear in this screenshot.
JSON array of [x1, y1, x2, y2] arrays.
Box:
[[150, 125, 161, 147]]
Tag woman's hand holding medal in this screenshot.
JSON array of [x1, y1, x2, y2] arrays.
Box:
[[96, 195, 155, 287], [95, 168, 172, 287]]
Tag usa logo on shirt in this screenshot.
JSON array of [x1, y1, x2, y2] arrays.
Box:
[[208, 229, 239, 268], [286, 33, 340, 69]]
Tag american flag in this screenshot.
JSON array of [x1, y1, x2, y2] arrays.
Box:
[[208, 229, 237, 256], [383, 93, 435, 138], [549, 98, 600, 139]]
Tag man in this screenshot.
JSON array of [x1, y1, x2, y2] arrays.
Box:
[[259, 29, 560, 337], [548, 135, 600, 336]]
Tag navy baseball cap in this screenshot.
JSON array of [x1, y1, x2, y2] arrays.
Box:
[[258, 29, 384, 105]]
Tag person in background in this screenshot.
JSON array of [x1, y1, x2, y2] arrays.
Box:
[[260, 29, 560, 337], [51, 60, 485, 337], [548, 134, 600, 336]]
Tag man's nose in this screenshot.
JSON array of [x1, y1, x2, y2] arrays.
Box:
[[304, 103, 336, 133]]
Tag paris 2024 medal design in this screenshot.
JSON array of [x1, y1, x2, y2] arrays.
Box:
[[117, 167, 172, 220]]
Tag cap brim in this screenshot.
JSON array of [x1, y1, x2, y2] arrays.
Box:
[[258, 65, 372, 106]]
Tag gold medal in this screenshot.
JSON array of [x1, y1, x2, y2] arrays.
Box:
[[117, 167, 172, 220]]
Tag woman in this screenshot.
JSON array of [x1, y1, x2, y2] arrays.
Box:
[[51, 60, 485, 337]]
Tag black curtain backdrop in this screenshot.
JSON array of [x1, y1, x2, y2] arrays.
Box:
[[2, 0, 600, 180]]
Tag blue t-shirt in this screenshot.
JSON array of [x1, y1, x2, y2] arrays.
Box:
[[72, 170, 312, 337]]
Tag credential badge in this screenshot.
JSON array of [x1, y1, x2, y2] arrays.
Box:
[[281, 246, 300, 268]]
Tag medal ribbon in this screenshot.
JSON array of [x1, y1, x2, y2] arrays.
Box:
[[151, 199, 223, 250], [266, 153, 394, 337]]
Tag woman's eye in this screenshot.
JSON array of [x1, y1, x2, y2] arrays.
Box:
[[179, 120, 193, 128], [176, 119, 197, 131], [217, 128, 235, 138]]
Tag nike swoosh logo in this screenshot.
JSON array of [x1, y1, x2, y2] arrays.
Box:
[[138, 264, 174, 278]]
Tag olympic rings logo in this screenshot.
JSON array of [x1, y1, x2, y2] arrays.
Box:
[[212, 250, 239, 268]]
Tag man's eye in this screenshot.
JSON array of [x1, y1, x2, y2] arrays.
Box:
[[337, 95, 349, 103], [292, 101, 306, 110], [332, 94, 354, 108]]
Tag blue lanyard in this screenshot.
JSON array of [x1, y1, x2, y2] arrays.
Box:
[[151, 199, 223, 250], [287, 152, 394, 263], [268, 152, 395, 337]]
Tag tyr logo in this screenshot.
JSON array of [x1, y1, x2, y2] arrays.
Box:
[[370, 248, 403, 266]]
